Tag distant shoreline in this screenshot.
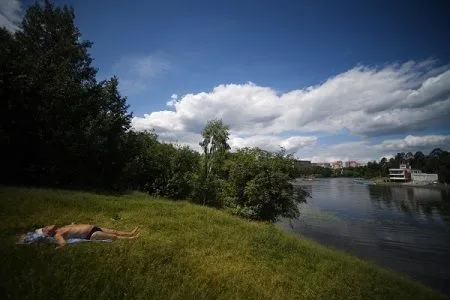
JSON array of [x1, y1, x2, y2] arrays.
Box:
[[371, 178, 450, 190], [295, 177, 450, 190]]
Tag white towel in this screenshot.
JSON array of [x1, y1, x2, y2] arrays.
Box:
[[17, 232, 112, 244]]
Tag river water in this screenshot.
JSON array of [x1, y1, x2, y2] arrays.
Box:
[[280, 178, 450, 294]]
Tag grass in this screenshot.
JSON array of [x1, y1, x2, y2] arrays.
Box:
[[0, 186, 447, 300]]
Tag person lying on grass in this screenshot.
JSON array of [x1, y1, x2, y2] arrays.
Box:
[[32, 224, 139, 248]]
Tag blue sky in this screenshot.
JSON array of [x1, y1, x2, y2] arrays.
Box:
[[2, 0, 450, 162]]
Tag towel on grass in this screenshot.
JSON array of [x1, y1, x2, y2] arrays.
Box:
[[17, 232, 112, 244]]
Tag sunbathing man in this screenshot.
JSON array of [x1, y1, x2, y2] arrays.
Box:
[[37, 224, 139, 248]]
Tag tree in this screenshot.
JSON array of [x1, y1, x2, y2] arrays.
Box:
[[405, 152, 414, 164], [222, 148, 308, 222], [165, 146, 201, 199], [1, 0, 100, 186], [429, 148, 444, 158], [412, 151, 426, 170], [197, 119, 230, 206], [0, 0, 132, 189], [380, 157, 389, 176], [83, 76, 132, 189], [120, 130, 159, 191], [394, 152, 406, 166], [200, 119, 230, 177]]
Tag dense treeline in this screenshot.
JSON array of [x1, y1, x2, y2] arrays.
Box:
[[361, 149, 450, 182], [0, 1, 306, 222], [293, 164, 332, 178], [295, 149, 450, 183]]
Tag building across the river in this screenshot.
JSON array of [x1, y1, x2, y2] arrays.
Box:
[[389, 164, 411, 181], [313, 161, 359, 169], [345, 161, 359, 168], [388, 164, 438, 184], [411, 169, 439, 184], [332, 161, 343, 169]]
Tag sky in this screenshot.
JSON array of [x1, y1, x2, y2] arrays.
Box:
[[1, 0, 450, 163]]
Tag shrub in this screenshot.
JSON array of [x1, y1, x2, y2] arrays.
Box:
[[221, 148, 308, 222]]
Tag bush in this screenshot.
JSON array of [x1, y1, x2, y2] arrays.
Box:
[[221, 148, 308, 222]]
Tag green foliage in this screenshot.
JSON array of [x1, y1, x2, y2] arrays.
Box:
[[121, 131, 200, 199], [197, 119, 231, 206], [0, 0, 131, 189], [294, 163, 332, 178], [221, 148, 308, 222], [322, 148, 450, 183], [164, 145, 201, 199]]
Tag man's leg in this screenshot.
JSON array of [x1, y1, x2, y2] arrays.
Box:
[[90, 231, 140, 240], [98, 227, 139, 236]]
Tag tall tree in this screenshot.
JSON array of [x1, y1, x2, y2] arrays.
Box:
[[5, 0, 99, 185], [198, 119, 230, 205], [394, 152, 406, 166], [0, 0, 131, 189], [199, 119, 230, 179], [83, 77, 132, 188], [429, 148, 444, 158], [380, 157, 389, 175], [412, 151, 426, 170], [405, 152, 414, 164]]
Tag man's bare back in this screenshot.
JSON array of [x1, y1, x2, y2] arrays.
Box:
[[53, 224, 96, 239]]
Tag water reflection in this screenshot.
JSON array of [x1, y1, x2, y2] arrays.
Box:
[[284, 178, 450, 294], [369, 186, 450, 222]]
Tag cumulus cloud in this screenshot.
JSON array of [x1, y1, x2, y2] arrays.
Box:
[[167, 94, 178, 106], [298, 141, 377, 163], [132, 59, 450, 160], [135, 124, 317, 154], [375, 135, 450, 151], [0, 0, 23, 32], [112, 54, 170, 95], [157, 131, 203, 150], [133, 59, 450, 138], [229, 135, 317, 153], [298, 135, 450, 163]]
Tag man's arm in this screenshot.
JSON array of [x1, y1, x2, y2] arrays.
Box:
[[54, 233, 67, 248]]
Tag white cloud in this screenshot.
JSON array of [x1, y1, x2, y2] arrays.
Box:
[[157, 131, 202, 150], [133, 59, 450, 138], [112, 54, 170, 95], [0, 0, 23, 32], [229, 135, 317, 153], [132, 111, 184, 132], [375, 135, 450, 152], [299, 135, 450, 163], [132, 120, 317, 154], [298, 141, 377, 163], [131, 59, 450, 161], [167, 94, 178, 106]]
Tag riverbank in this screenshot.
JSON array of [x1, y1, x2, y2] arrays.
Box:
[[371, 177, 450, 190], [0, 186, 446, 299]]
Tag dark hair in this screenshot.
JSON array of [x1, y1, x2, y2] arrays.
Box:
[[47, 225, 58, 237]]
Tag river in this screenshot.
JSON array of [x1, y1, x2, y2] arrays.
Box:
[[279, 177, 450, 294]]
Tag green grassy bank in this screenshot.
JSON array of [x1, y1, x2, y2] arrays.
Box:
[[0, 187, 446, 299]]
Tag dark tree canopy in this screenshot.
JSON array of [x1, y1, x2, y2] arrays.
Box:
[[0, 0, 130, 189]]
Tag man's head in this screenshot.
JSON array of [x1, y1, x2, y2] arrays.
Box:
[[40, 225, 58, 237]]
